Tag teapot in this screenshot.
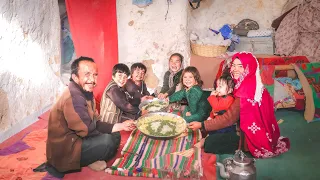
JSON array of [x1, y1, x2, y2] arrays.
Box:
[[216, 150, 256, 180]]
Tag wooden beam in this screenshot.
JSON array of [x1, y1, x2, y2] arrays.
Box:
[[274, 64, 294, 70]]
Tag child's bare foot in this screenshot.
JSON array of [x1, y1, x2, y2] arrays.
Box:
[[88, 160, 107, 171]]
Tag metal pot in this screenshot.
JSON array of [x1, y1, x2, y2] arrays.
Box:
[[216, 150, 256, 180]]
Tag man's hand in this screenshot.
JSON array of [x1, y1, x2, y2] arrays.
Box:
[[158, 93, 168, 99], [141, 95, 153, 102], [112, 120, 136, 132], [188, 122, 202, 131], [186, 111, 191, 116], [122, 120, 136, 131]]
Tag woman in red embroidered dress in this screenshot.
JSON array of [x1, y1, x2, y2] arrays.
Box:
[[189, 52, 290, 158]]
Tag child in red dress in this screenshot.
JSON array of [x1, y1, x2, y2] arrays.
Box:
[[194, 72, 236, 148], [207, 71, 235, 134]]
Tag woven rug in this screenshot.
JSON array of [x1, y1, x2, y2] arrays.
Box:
[[0, 129, 48, 179], [105, 129, 202, 178]]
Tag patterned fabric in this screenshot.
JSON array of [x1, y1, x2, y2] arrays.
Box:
[[260, 65, 275, 85], [257, 56, 309, 66], [169, 68, 183, 89], [231, 52, 290, 158], [258, 56, 310, 77], [0, 133, 30, 156], [298, 63, 320, 121], [260, 65, 275, 97], [100, 79, 141, 123], [273, 80, 293, 106], [105, 129, 202, 178], [275, 0, 320, 62], [275, 5, 299, 56], [0, 130, 48, 179], [100, 80, 121, 124]]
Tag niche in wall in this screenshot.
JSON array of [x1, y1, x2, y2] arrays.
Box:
[[58, 0, 76, 85]]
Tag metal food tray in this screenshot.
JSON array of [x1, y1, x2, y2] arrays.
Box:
[[136, 112, 187, 140], [138, 98, 169, 113]]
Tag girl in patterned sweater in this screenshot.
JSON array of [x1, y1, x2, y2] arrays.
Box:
[[165, 66, 211, 123]]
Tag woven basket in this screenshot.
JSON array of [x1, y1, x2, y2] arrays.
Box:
[[191, 42, 228, 57]]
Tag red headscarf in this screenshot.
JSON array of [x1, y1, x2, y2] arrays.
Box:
[[231, 52, 290, 158]]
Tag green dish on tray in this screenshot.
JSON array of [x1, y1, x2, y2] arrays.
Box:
[[136, 112, 187, 139]]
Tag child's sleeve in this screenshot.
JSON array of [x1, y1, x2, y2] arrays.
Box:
[[207, 95, 218, 119], [216, 96, 234, 111], [224, 96, 234, 109], [184, 102, 210, 123], [209, 112, 214, 119], [207, 95, 218, 110], [188, 87, 203, 114], [166, 84, 178, 97], [169, 89, 185, 103], [184, 87, 205, 122], [208, 95, 234, 112]]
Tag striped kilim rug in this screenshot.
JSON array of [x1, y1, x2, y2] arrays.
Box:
[[105, 129, 202, 178]]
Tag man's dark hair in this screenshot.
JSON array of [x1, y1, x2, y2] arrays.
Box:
[[70, 56, 95, 81], [131, 63, 147, 74], [112, 63, 130, 76]]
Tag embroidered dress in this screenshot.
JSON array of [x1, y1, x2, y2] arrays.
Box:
[[231, 52, 290, 158]]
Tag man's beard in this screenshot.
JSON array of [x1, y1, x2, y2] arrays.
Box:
[[82, 83, 96, 92]]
